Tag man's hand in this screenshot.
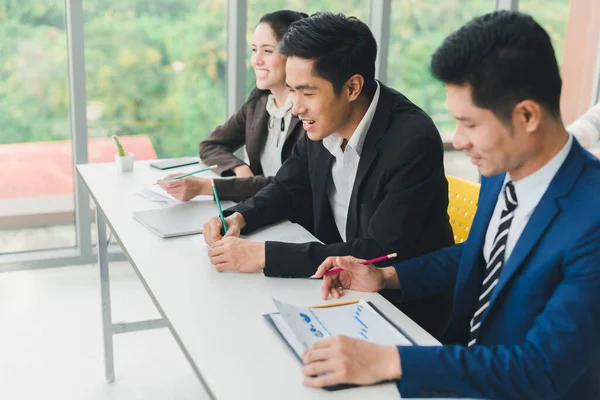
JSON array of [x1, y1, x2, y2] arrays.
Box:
[[203, 212, 245, 245], [158, 174, 212, 201], [233, 164, 254, 178], [312, 256, 398, 300], [302, 336, 401, 388], [207, 237, 265, 272]]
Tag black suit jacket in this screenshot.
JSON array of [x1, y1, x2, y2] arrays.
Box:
[[226, 83, 454, 336]]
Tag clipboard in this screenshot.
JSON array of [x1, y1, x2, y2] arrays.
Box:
[[264, 299, 415, 391]]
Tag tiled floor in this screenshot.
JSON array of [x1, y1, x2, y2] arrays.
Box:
[[0, 261, 208, 400]]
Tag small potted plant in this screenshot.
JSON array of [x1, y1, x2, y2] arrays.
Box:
[[112, 134, 135, 172]]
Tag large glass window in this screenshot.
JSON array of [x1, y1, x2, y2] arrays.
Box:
[[388, 0, 490, 134], [82, 0, 228, 244], [387, 0, 490, 182], [83, 0, 228, 159], [0, 0, 76, 253]]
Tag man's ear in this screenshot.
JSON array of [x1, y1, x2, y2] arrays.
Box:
[[346, 74, 364, 102], [513, 100, 542, 133]]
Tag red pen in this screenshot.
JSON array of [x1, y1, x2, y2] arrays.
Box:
[[323, 252, 397, 276], [360, 252, 398, 265]]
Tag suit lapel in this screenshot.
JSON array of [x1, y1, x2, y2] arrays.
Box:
[[480, 141, 586, 325], [453, 176, 503, 310], [285, 116, 300, 141], [313, 145, 335, 227], [462, 177, 503, 271], [247, 96, 269, 170], [346, 83, 391, 240]]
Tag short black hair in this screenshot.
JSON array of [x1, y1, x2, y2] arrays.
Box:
[[431, 11, 562, 122], [278, 12, 377, 96], [258, 10, 309, 42]]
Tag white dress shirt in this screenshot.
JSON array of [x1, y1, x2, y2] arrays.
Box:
[[322, 82, 381, 241], [260, 93, 293, 177], [483, 134, 573, 264]]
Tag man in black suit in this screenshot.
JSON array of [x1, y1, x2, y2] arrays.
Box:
[[203, 12, 454, 336]]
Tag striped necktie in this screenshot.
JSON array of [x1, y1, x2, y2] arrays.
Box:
[[468, 181, 518, 346]]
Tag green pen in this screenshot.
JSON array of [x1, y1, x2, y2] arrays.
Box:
[[165, 165, 218, 181], [210, 179, 227, 234]]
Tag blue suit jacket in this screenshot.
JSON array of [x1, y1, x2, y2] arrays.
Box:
[[393, 140, 600, 399]]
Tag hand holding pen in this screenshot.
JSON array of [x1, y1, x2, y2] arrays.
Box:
[[202, 211, 246, 246], [157, 165, 218, 201], [210, 179, 227, 234], [311, 254, 399, 300], [156, 165, 218, 183], [323, 253, 397, 276]]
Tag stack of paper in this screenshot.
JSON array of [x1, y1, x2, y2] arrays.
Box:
[[136, 184, 213, 206]]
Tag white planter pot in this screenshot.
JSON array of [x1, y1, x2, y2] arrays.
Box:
[[115, 152, 135, 172]]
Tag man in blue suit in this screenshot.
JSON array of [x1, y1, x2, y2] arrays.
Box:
[[302, 11, 600, 399]]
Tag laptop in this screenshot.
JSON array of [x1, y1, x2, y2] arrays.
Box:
[[133, 201, 235, 238]]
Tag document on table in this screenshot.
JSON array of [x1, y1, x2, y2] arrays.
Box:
[[267, 298, 413, 357], [242, 221, 323, 244], [189, 220, 322, 248], [136, 183, 214, 206]]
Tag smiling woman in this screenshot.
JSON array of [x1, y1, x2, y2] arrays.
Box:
[[157, 10, 308, 203]]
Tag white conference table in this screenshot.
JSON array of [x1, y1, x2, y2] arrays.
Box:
[[77, 160, 440, 400]]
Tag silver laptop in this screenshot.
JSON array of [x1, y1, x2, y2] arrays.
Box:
[[133, 201, 235, 238]]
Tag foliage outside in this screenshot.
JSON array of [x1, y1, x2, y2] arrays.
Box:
[[0, 0, 569, 157]]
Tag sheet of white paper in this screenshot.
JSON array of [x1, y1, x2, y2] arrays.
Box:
[[312, 300, 412, 346], [273, 299, 326, 350], [272, 298, 412, 356], [270, 313, 306, 356], [136, 184, 214, 205], [188, 220, 322, 248], [242, 221, 322, 244]]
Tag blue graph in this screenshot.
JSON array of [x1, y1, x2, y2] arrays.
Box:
[[354, 304, 369, 340]]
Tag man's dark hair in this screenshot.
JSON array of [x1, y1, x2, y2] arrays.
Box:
[[278, 12, 377, 96], [431, 11, 562, 123], [258, 10, 308, 42]]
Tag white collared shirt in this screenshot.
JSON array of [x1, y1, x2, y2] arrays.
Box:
[[483, 134, 573, 263], [322, 82, 381, 241], [260, 93, 293, 177]]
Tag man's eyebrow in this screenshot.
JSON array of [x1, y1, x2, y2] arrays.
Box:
[[285, 83, 317, 90]]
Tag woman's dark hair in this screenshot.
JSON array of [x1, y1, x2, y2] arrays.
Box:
[[259, 10, 309, 42], [248, 10, 308, 101]]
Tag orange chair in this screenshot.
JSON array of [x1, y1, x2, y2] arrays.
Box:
[[447, 176, 480, 243]]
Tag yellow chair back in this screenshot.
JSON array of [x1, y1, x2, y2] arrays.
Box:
[[447, 175, 480, 244]]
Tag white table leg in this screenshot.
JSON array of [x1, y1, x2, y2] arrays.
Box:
[[96, 208, 115, 382]]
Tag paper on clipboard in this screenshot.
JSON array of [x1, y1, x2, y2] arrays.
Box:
[[270, 298, 412, 357]]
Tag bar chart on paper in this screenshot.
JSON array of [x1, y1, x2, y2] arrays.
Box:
[[354, 304, 369, 340], [311, 300, 413, 346], [272, 299, 413, 352]]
